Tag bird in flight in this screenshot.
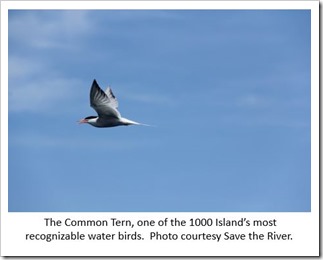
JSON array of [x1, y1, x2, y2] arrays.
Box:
[[79, 79, 148, 128]]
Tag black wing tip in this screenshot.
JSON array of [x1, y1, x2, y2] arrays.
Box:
[[109, 88, 116, 99], [90, 79, 107, 97], [92, 79, 99, 86], [91, 79, 102, 92], [91, 79, 115, 98]]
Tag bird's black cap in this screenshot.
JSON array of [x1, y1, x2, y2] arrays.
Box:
[[85, 116, 97, 120]]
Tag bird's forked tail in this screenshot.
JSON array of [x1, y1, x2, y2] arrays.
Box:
[[120, 117, 153, 127]]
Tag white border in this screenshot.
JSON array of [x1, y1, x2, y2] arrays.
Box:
[[0, 0, 318, 10], [1, 1, 319, 256]]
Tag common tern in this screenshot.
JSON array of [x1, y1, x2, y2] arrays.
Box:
[[79, 79, 148, 128]]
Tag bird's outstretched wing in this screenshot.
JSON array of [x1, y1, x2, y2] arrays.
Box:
[[90, 79, 121, 119], [105, 86, 119, 109]]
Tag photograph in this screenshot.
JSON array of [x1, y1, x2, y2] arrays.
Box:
[[8, 9, 311, 212]]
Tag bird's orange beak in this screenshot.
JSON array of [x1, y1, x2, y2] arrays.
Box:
[[78, 119, 87, 124]]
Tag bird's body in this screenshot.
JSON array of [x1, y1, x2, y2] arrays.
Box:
[[79, 80, 147, 128]]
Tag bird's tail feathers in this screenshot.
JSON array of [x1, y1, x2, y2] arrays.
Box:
[[120, 118, 154, 127], [139, 123, 155, 127]]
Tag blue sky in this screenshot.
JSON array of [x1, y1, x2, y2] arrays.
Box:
[[8, 10, 311, 212]]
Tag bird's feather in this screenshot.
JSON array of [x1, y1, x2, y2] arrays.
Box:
[[90, 80, 121, 119], [105, 86, 119, 109]]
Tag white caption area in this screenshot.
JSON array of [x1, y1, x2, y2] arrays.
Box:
[[1, 213, 318, 256]]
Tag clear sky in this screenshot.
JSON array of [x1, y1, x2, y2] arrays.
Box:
[[8, 10, 311, 212]]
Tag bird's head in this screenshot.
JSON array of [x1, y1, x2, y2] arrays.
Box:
[[78, 116, 97, 124]]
